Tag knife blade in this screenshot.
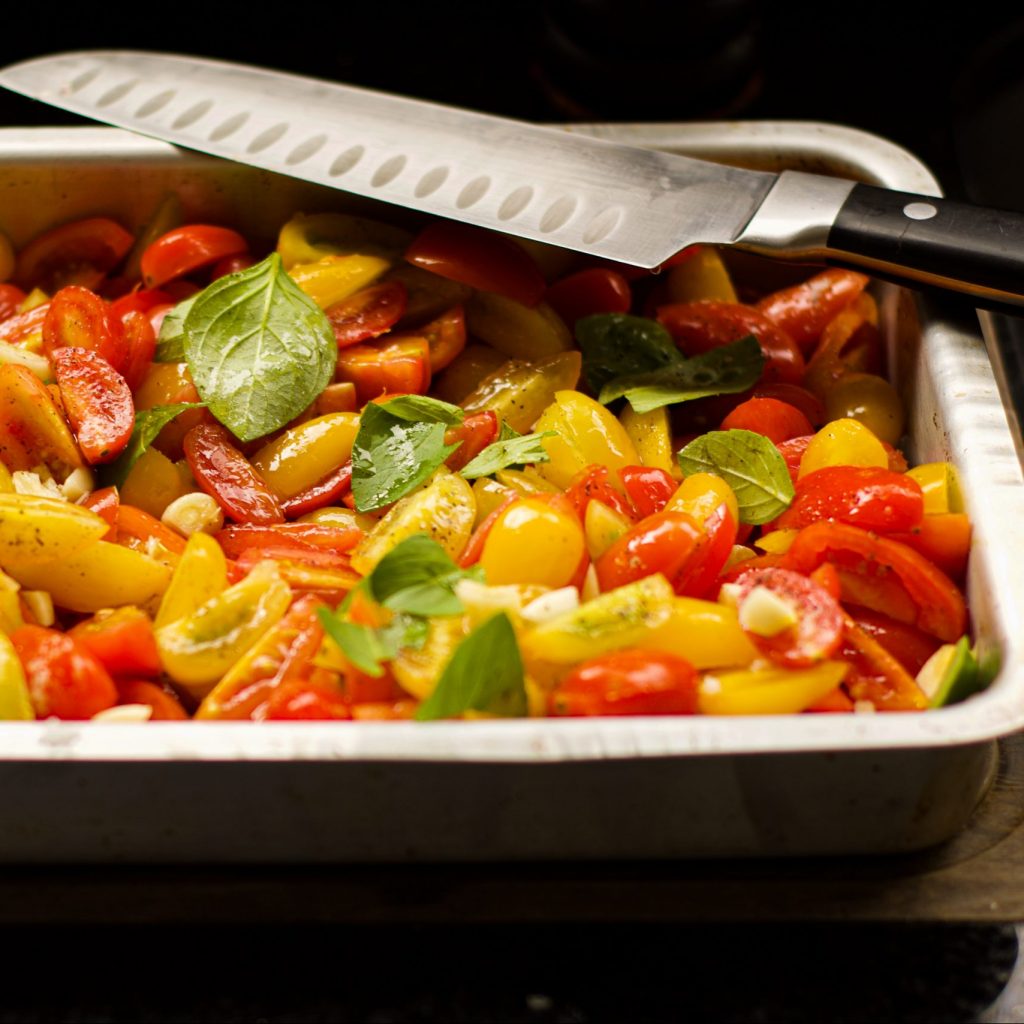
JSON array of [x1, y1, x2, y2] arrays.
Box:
[[3, 50, 1024, 310]]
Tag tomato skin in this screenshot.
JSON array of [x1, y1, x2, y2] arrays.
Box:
[[459, 493, 518, 568], [776, 466, 924, 534], [326, 280, 407, 349], [720, 397, 813, 446], [52, 347, 134, 465], [784, 521, 966, 642], [730, 566, 844, 668], [595, 510, 703, 592], [756, 269, 870, 351], [549, 649, 699, 716], [657, 300, 805, 385], [184, 423, 285, 525], [443, 410, 499, 472], [210, 253, 254, 280], [115, 679, 189, 720], [10, 625, 118, 720], [43, 286, 128, 373], [69, 606, 162, 677], [545, 268, 632, 327], [140, 225, 248, 288], [15, 217, 134, 293], [888, 513, 971, 581], [405, 222, 546, 307], [619, 466, 676, 519]]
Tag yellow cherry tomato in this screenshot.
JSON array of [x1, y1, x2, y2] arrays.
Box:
[[584, 499, 632, 561], [755, 529, 799, 554], [391, 615, 469, 701], [250, 413, 359, 499], [288, 254, 390, 309], [155, 531, 228, 630], [120, 446, 193, 519], [907, 462, 963, 514], [0, 494, 108, 570], [619, 404, 677, 475], [433, 344, 509, 405], [798, 418, 888, 479], [665, 472, 739, 526], [0, 364, 84, 478], [465, 292, 572, 361], [823, 372, 905, 446], [471, 477, 516, 526], [480, 498, 585, 589], [276, 212, 412, 268], [698, 661, 849, 715], [665, 247, 737, 303], [641, 597, 758, 670], [0, 630, 33, 721]]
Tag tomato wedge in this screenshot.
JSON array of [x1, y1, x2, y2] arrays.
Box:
[[838, 613, 929, 711], [756, 269, 870, 351], [141, 225, 249, 288], [184, 423, 285, 525], [279, 461, 354, 518], [405, 222, 546, 307], [43, 286, 128, 372], [52, 347, 134, 465], [326, 280, 407, 349], [15, 217, 134, 293]]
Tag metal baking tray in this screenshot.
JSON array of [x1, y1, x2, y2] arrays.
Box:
[[1, 122, 1022, 863]]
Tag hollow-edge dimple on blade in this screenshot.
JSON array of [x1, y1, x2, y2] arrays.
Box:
[[0, 50, 778, 268]]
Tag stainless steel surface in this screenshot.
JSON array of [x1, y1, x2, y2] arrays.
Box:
[[0, 122, 1021, 861]]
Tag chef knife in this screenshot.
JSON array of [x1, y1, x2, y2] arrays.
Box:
[[2, 49, 1024, 310]]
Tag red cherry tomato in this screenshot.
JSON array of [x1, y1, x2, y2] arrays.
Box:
[[564, 464, 635, 522], [619, 465, 676, 519], [777, 466, 924, 534], [264, 675, 352, 720], [43, 286, 128, 372], [756, 269, 870, 351], [184, 423, 285, 525], [838, 613, 929, 711], [674, 501, 738, 599], [0, 302, 49, 345], [52, 347, 134, 465], [549, 649, 699, 716], [783, 521, 966, 642], [405, 222, 546, 307], [215, 522, 363, 559], [279, 461, 354, 519], [115, 679, 189, 720], [116, 505, 188, 555], [326, 281, 408, 350], [719, 397, 814, 446], [888, 513, 972, 581], [730, 566, 844, 668], [336, 336, 431, 403], [10, 625, 118, 720], [846, 605, 942, 677], [444, 410, 499, 472], [657, 300, 805, 385], [140, 225, 249, 288], [595, 510, 703, 592], [109, 287, 176, 321], [79, 485, 119, 539], [751, 383, 826, 427], [210, 253, 255, 280], [458, 493, 518, 568], [0, 283, 26, 322], [15, 217, 134, 293], [69, 606, 162, 677], [117, 310, 158, 393], [545, 268, 632, 327]]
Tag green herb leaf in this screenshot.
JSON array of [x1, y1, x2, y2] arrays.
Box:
[[154, 293, 198, 363], [183, 253, 335, 442], [374, 394, 465, 425], [600, 336, 765, 413], [575, 313, 682, 394], [350, 403, 461, 513], [366, 535, 482, 616], [676, 428, 794, 525], [378, 612, 430, 653], [459, 431, 555, 480], [100, 402, 204, 487], [498, 420, 521, 442], [316, 611, 392, 678], [415, 612, 526, 720]]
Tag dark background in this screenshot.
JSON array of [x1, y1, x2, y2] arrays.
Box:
[[4, 3, 1024, 1021]]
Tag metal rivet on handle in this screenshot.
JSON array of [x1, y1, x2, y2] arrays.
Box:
[[97, 79, 138, 108], [583, 207, 623, 244], [286, 134, 327, 166], [903, 201, 938, 221], [209, 112, 249, 142], [329, 146, 364, 177], [135, 90, 176, 119], [497, 186, 534, 221], [173, 100, 214, 130], [415, 166, 449, 198], [371, 155, 407, 187], [539, 196, 578, 233], [247, 123, 288, 153], [456, 176, 491, 210]]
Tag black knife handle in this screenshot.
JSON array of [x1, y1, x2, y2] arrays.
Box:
[[827, 184, 1024, 307]]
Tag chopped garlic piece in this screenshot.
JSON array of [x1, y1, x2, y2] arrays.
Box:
[[853, 700, 877, 714], [521, 586, 580, 624], [454, 578, 527, 620], [92, 704, 154, 723], [61, 467, 95, 503], [738, 585, 798, 637], [22, 590, 54, 627], [718, 582, 742, 608], [161, 492, 224, 537], [12, 470, 64, 500]]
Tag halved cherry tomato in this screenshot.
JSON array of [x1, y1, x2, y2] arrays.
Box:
[[264, 674, 352, 720], [756, 269, 870, 351], [115, 679, 189, 720], [405, 222, 546, 307], [140, 225, 248, 288], [458, 493, 518, 568], [52, 347, 134, 465], [118, 310, 158, 393], [326, 280, 407, 349], [619, 466, 676, 520], [846, 605, 942, 676], [888, 512, 972, 581], [280, 461, 354, 518], [776, 466, 924, 534], [0, 302, 49, 345], [730, 566, 844, 668], [784, 521, 966, 642], [549, 649, 699, 716], [116, 504, 188, 555], [565, 464, 636, 522], [0, 283, 26, 322], [443, 410, 499, 472], [674, 501, 737, 599], [43, 286, 128, 372], [15, 217, 134, 293], [184, 423, 284, 525], [109, 287, 175, 321], [545, 267, 632, 327], [216, 522, 363, 560], [719, 397, 814, 445], [69, 606, 162, 677], [657, 300, 805, 385], [595, 510, 703, 592], [79, 486, 119, 539], [0, 363, 85, 475], [838, 613, 929, 711], [336, 336, 431, 403], [10, 624, 118, 720]]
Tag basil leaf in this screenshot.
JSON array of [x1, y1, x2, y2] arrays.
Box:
[[575, 313, 682, 394], [367, 535, 482, 617], [154, 294, 198, 363], [415, 612, 526, 720], [316, 611, 392, 678], [183, 253, 335, 442], [375, 394, 464, 425], [459, 431, 555, 480], [498, 420, 521, 442], [101, 402, 204, 487], [350, 402, 461, 513], [676, 428, 795, 525], [601, 336, 765, 413], [378, 612, 430, 653]]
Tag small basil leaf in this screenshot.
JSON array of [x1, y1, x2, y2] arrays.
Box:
[[154, 294, 198, 363], [575, 313, 682, 394], [378, 612, 430, 653], [100, 402, 204, 487], [676, 428, 795, 525], [601, 336, 765, 413], [370, 535, 461, 600], [415, 612, 526, 721], [498, 420, 521, 442], [459, 431, 555, 480], [375, 394, 464, 425], [316, 610, 391, 678], [183, 253, 335, 442], [350, 403, 460, 513]]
